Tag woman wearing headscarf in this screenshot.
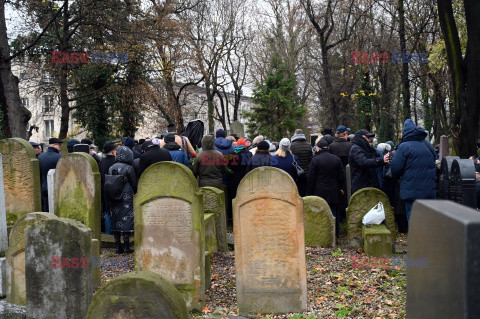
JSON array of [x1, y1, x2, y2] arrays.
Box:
[[107, 146, 137, 254], [271, 138, 299, 180]]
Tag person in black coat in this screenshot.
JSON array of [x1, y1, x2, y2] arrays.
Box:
[[307, 139, 346, 236], [98, 142, 117, 233], [138, 138, 172, 178], [349, 129, 388, 194], [123, 137, 141, 159], [38, 138, 63, 212], [291, 129, 313, 196], [247, 141, 272, 171]]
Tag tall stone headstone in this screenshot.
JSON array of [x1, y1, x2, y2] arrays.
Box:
[[303, 196, 335, 248], [346, 188, 396, 247], [346, 164, 352, 202], [134, 162, 204, 311], [54, 152, 101, 241], [407, 200, 480, 318], [86, 271, 188, 319], [450, 159, 476, 208], [230, 121, 245, 138], [0, 138, 41, 227], [439, 156, 460, 200], [202, 186, 227, 252], [6, 213, 56, 306], [47, 169, 55, 214], [439, 135, 448, 161], [25, 217, 92, 319], [233, 167, 307, 314]]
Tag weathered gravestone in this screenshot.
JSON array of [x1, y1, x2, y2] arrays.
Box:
[[47, 169, 55, 214], [6, 213, 56, 306], [450, 159, 476, 208], [303, 196, 335, 248], [0, 138, 41, 227], [346, 188, 396, 248], [407, 200, 480, 318], [86, 270, 188, 319], [25, 217, 92, 319], [439, 135, 448, 161], [54, 152, 101, 241], [230, 121, 245, 138], [0, 300, 26, 318], [439, 156, 460, 200], [202, 186, 227, 252], [346, 164, 352, 202], [134, 161, 205, 311], [233, 167, 307, 314]]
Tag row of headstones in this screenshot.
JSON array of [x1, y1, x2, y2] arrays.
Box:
[[438, 156, 477, 208]]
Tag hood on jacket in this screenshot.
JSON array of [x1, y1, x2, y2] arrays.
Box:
[[202, 135, 215, 150], [164, 142, 181, 151], [234, 145, 247, 154], [116, 146, 133, 164], [291, 134, 306, 142], [402, 119, 427, 142], [214, 137, 233, 150]]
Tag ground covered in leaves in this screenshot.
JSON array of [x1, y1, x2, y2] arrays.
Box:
[[99, 235, 408, 319]]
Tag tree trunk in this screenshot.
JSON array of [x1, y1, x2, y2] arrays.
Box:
[[398, 0, 410, 121], [0, 0, 31, 139], [59, 0, 70, 139], [320, 40, 338, 127]]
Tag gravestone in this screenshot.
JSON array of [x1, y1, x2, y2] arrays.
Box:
[[54, 152, 101, 241], [439, 135, 447, 161], [202, 186, 227, 252], [230, 121, 245, 138], [204, 213, 217, 253], [303, 196, 335, 248], [86, 270, 188, 319], [0, 301, 26, 317], [134, 161, 204, 311], [346, 164, 352, 202], [0, 138, 41, 227], [407, 200, 480, 318], [6, 213, 56, 306], [439, 156, 459, 200], [47, 169, 55, 214], [346, 188, 396, 248], [25, 217, 92, 319], [233, 167, 307, 314], [450, 159, 476, 208]]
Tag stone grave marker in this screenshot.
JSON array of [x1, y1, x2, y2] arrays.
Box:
[[6, 213, 56, 306], [47, 169, 55, 214], [25, 217, 92, 319], [346, 164, 352, 202], [86, 270, 188, 319], [0, 138, 41, 227], [450, 159, 476, 208], [54, 152, 101, 241], [303, 196, 335, 248], [346, 188, 396, 248], [439, 135, 447, 161], [202, 186, 227, 252], [438, 156, 459, 200], [230, 121, 245, 138], [407, 200, 480, 318], [134, 161, 204, 311], [233, 166, 307, 314]]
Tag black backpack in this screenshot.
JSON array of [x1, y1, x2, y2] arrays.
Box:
[[104, 169, 125, 201]]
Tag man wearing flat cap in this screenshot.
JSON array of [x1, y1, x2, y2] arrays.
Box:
[[38, 138, 63, 212], [349, 129, 389, 194]]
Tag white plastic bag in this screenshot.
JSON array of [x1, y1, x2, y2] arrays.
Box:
[[362, 202, 385, 225]]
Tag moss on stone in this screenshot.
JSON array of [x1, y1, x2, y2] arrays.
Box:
[[362, 224, 393, 257], [303, 196, 335, 248], [6, 213, 18, 227], [204, 213, 217, 253], [201, 186, 228, 252], [346, 188, 397, 247]]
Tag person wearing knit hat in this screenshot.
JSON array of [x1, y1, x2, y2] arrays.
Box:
[[291, 129, 313, 197], [307, 137, 346, 237], [248, 140, 272, 171], [249, 135, 264, 154], [270, 137, 299, 180], [163, 133, 190, 167], [236, 138, 246, 147], [213, 128, 234, 194]]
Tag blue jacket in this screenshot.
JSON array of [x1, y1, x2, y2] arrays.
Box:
[[391, 119, 436, 200], [169, 149, 190, 167], [271, 151, 298, 180], [214, 137, 234, 155]]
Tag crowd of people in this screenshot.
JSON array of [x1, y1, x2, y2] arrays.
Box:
[[31, 118, 450, 253]]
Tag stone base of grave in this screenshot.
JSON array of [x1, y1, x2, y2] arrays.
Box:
[[204, 214, 218, 253], [0, 258, 5, 298], [0, 300, 26, 318], [362, 225, 393, 258]]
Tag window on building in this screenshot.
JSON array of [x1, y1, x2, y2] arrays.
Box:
[[20, 73, 28, 81], [42, 72, 52, 83], [44, 120, 54, 138], [43, 95, 54, 113], [21, 98, 29, 108]]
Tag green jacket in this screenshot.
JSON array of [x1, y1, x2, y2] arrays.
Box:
[[193, 135, 228, 190]]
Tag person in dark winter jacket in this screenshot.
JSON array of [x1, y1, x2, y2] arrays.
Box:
[[307, 138, 346, 236], [271, 138, 299, 180], [38, 138, 63, 212], [107, 146, 137, 254], [123, 137, 141, 159], [163, 134, 190, 167], [329, 126, 352, 168], [248, 140, 272, 171], [30, 141, 42, 157], [291, 129, 313, 196], [138, 139, 172, 178], [214, 129, 234, 188], [67, 138, 80, 153], [98, 142, 117, 233], [349, 129, 389, 194], [193, 135, 229, 190], [390, 119, 436, 223], [227, 138, 252, 199]]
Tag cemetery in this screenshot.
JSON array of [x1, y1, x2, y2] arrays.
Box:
[[0, 136, 478, 318]]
